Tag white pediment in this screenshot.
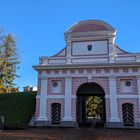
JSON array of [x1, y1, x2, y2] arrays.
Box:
[[36, 20, 140, 67]]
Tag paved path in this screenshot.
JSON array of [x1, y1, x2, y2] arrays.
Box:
[[0, 128, 140, 140]]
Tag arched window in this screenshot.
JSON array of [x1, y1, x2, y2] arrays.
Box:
[[122, 103, 134, 126], [51, 103, 61, 124]]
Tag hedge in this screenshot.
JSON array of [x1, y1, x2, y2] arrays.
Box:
[[0, 91, 37, 128]]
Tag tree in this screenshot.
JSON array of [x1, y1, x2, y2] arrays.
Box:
[[86, 96, 103, 119], [0, 32, 19, 93]]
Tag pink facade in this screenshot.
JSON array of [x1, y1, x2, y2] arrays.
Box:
[[33, 20, 140, 128]]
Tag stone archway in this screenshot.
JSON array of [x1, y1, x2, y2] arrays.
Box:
[[76, 82, 106, 128]]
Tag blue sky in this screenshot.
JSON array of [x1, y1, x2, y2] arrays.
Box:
[[0, 0, 140, 91]]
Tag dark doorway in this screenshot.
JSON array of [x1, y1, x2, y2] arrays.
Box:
[[51, 103, 61, 124], [122, 103, 134, 126], [76, 82, 106, 128]]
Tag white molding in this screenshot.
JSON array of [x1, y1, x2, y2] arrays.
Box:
[[75, 69, 79, 74], [83, 69, 87, 74], [66, 41, 72, 64], [119, 68, 123, 74], [37, 67, 139, 78], [136, 76, 140, 122], [43, 72, 139, 78], [101, 69, 104, 74], [51, 70, 54, 74], [105, 95, 138, 98], [38, 78, 48, 121], [41, 70, 47, 77], [36, 95, 76, 99], [37, 94, 139, 99], [34, 62, 140, 71], [109, 76, 120, 122], [63, 77, 73, 121], [117, 95, 138, 98], [37, 116, 47, 121], [128, 68, 133, 73]]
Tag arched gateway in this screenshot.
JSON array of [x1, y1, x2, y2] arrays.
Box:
[[33, 20, 140, 128], [76, 82, 106, 127]]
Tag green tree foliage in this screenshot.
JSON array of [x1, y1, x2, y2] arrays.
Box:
[[0, 32, 19, 93], [86, 96, 103, 119]]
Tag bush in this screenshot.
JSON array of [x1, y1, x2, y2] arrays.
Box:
[[0, 91, 37, 128]]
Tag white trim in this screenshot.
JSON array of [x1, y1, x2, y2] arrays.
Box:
[[37, 67, 139, 78], [66, 41, 72, 64], [33, 62, 140, 70], [105, 95, 138, 98], [136, 76, 140, 122], [38, 94, 139, 99], [38, 78, 47, 121], [117, 95, 138, 98], [42, 72, 139, 78], [51, 70, 54, 74], [63, 77, 73, 121], [36, 95, 76, 99], [109, 76, 120, 122]]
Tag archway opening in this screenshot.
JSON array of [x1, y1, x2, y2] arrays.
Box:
[[76, 82, 106, 128]]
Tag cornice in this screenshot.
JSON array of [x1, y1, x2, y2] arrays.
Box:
[[33, 62, 140, 71]]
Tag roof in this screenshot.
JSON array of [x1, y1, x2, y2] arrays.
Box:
[[65, 20, 115, 33]]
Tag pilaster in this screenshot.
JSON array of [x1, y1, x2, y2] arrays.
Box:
[[63, 76, 72, 121], [109, 37, 115, 63], [38, 77, 48, 121], [109, 76, 120, 122], [66, 41, 72, 64], [136, 76, 140, 122]]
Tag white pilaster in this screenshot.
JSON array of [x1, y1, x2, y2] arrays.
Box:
[[136, 76, 140, 122], [109, 76, 120, 122], [38, 77, 47, 121], [66, 41, 72, 64], [63, 76, 72, 121], [109, 37, 115, 63]]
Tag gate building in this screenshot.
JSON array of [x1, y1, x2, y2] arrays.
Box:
[[33, 20, 140, 128]]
